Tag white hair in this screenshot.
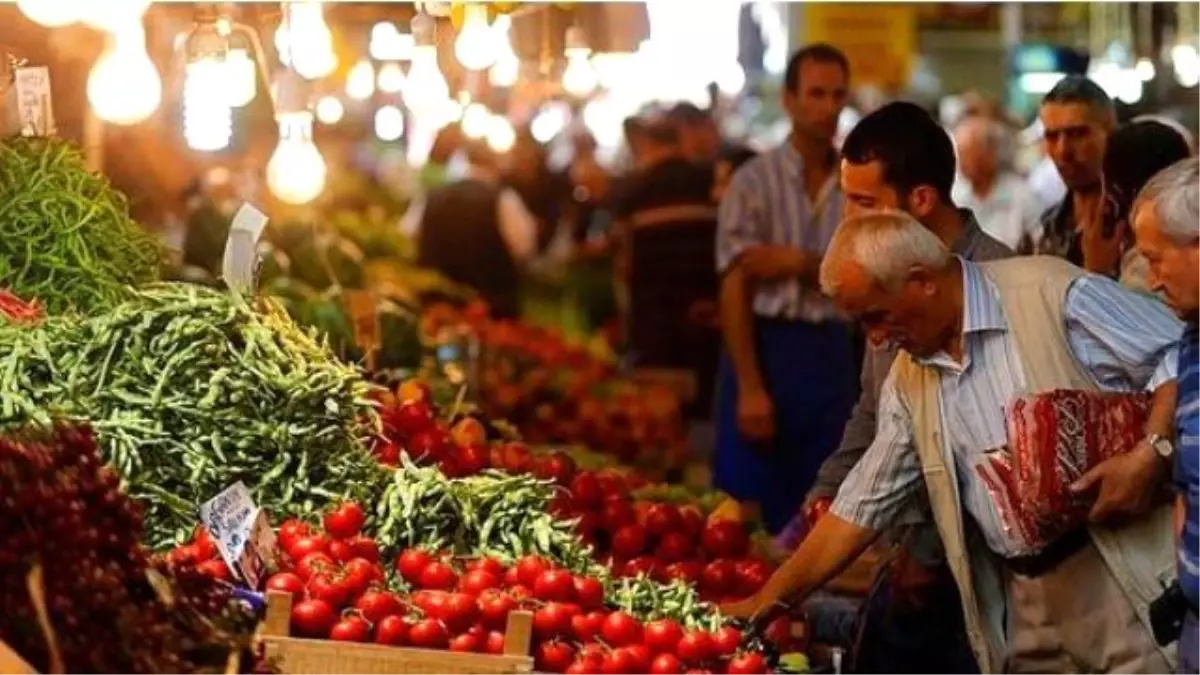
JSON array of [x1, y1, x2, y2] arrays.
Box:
[[819, 210, 953, 295], [1133, 157, 1199, 244]]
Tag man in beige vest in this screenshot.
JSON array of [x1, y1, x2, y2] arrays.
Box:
[[723, 210, 1184, 673]]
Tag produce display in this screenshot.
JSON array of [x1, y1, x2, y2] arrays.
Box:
[[0, 136, 161, 315], [0, 424, 259, 673], [0, 283, 384, 549]]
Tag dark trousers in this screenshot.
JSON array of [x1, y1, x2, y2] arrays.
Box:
[[853, 561, 979, 674], [713, 318, 856, 534]]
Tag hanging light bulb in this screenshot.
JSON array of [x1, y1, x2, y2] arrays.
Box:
[[87, 23, 162, 126], [461, 103, 492, 139], [274, 23, 292, 66], [315, 95, 344, 125], [226, 48, 258, 108], [375, 105, 405, 141], [454, 4, 496, 71], [267, 71, 327, 205], [16, 0, 84, 27], [184, 57, 233, 151], [405, 12, 450, 117], [288, 2, 337, 81], [267, 110, 327, 205], [488, 14, 520, 87], [377, 62, 406, 94], [485, 114, 516, 153], [561, 26, 597, 97], [346, 59, 376, 101]]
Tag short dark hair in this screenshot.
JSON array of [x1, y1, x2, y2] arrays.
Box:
[[721, 146, 758, 173], [664, 102, 711, 126], [1104, 119, 1192, 214], [784, 43, 849, 93], [840, 100, 956, 201], [1041, 75, 1115, 123]]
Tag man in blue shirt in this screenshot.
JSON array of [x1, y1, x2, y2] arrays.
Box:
[[1130, 156, 1199, 673]]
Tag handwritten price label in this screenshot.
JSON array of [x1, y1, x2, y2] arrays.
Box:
[[199, 482, 277, 589]]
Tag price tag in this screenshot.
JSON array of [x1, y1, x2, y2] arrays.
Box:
[[6, 66, 55, 137], [344, 289, 381, 370], [221, 203, 270, 293], [199, 482, 278, 589]]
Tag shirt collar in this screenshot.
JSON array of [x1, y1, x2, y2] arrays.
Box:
[[960, 258, 1007, 334], [779, 137, 836, 178], [951, 209, 988, 257]]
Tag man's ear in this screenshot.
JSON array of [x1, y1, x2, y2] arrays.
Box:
[[905, 186, 939, 219], [906, 264, 939, 296]]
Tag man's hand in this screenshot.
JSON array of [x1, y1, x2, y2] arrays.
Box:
[[720, 591, 773, 620], [1070, 440, 1168, 523], [738, 245, 815, 282], [738, 387, 775, 444]]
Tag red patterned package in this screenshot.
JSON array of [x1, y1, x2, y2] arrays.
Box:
[[0, 288, 43, 324], [976, 389, 1151, 555]]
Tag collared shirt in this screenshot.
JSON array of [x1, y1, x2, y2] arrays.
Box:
[[952, 172, 1044, 251], [1176, 325, 1199, 605], [831, 259, 1183, 558], [716, 141, 843, 322]]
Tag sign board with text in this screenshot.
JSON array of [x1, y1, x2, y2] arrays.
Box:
[[199, 482, 277, 589]]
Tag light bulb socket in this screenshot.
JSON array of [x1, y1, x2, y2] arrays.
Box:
[[275, 68, 311, 114], [187, 23, 229, 60], [412, 12, 436, 47], [565, 26, 590, 53]]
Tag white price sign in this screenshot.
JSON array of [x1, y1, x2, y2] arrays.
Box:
[[221, 202, 269, 293], [199, 482, 278, 589], [10, 66, 55, 137]]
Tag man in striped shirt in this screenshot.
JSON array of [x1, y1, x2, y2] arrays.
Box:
[[725, 211, 1183, 672], [1130, 157, 1199, 673], [714, 44, 855, 533]]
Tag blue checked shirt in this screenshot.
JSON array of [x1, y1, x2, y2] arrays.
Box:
[[716, 142, 843, 322], [831, 259, 1183, 558], [1176, 325, 1199, 606]]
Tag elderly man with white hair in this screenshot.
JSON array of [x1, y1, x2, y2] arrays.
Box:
[[952, 115, 1043, 250], [1130, 157, 1200, 673], [723, 209, 1186, 673]]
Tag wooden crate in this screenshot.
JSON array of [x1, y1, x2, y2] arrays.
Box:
[[259, 591, 535, 674]]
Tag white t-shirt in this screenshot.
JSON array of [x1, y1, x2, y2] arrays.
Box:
[[952, 171, 1044, 250]]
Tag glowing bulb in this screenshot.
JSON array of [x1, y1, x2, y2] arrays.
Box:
[[87, 26, 162, 126], [1172, 44, 1199, 87], [267, 111, 327, 206], [226, 49, 258, 108], [1135, 58, 1155, 82], [485, 115, 515, 153], [454, 5, 496, 71], [530, 105, 567, 144], [375, 105, 405, 141], [16, 0, 84, 27], [183, 57, 233, 151], [79, 0, 151, 32], [461, 103, 492, 139], [371, 22, 398, 45], [288, 3, 337, 80], [717, 62, 746, 95], [377, 62, 406, 94], [274, 24, 291, 66], [315, 96, 345, 125], [562, 49, 597, 97], [346, 59, 376, 101], [404, 46, 450, 116]]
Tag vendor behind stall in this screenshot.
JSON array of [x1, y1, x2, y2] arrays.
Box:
[[401, 141, 538, 319]]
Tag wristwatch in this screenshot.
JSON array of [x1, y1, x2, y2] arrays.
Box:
[[1147, 433, 1175, 461]]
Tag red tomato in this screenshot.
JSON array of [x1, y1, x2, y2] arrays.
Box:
[[295, 551, 335, 581], [644, 619, 684, 655], [712, 625, 742, 657], [196, 559, 231, 580], [288, 534, 330, 561], [388, 400, 436, 438], [649, 653, 684, 674], [328, 539, 355, 563], [622, 556, 662, 581], [408, 428, 451, 464], [701, 522, 749, 559], [290, 599, 336, 637], [534, 568, 576, 602], [725, 652, 768, 674], [374, 615, 410, 646], [354, 589, 403, 624], [514, 555, 549, 587], [329, 616, 371, 642], [348, 536, 380, 563], [676, 631, 715, 665], [600, 611, 643, 647], [571, 610, 606, 642], [624, 645, 651, 673], [277, 519, 311, 553], [701, 559, 737, 596], [665, 560, 705, 586], [408, 619, 449, 649], [478, 589, 517, 628], [456, 443, 491, 475], [193, 526, 218, 561], [734, 559, 773, 597], [265, 572, 305, 601], [644, 503, 683, 537], [678, 506, 705, 539], [569, 471, 603, 509], [419, 561, 459, 591], [601, 499, 637, 531], [533, 602, 575, 639], [602, 647, 640, 675], [654, 532, 694, 563], [308, 572, 352, 608], [449, 632, 483, 653], [441, 592, 480, 633], [465, 557, 506, 579], [460, 569, 501, 595], [573, 576, 605, 609], [343, 558, 380, 597], [396, 548, 434, 584], [323, 502, 366, 540], [611, 524, 647, 557], [485, 631, 507, 654], [535, 640, 577, 673]]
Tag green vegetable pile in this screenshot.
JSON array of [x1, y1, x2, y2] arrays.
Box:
[[0, 282, 386, 548], [373, 457, 719, 628], [0, 136, 161, 315]]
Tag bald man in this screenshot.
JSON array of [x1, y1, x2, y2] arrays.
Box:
[[952, 115, 1043, 250]]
